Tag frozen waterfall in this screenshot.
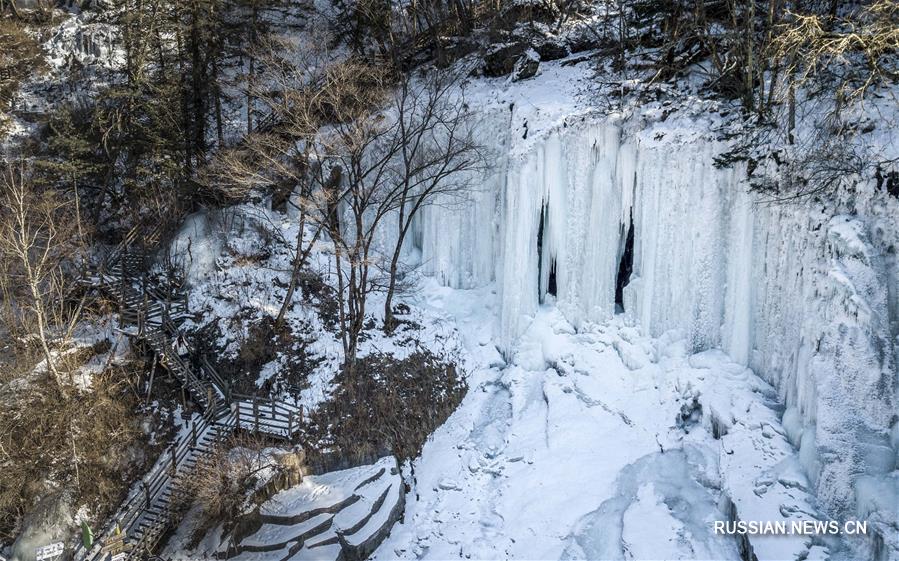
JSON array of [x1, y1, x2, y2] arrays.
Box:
[[406, 109, 899, 552]]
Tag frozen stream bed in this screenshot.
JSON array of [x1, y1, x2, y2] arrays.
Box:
[[373, 280, 838, 561]]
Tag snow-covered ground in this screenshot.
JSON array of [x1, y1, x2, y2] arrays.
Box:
[[373, 281, 855, 561], [167, 456, 404, 561]]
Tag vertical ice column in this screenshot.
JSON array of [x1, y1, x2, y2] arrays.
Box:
[[499, 150, 543, 352], [538, 134, 566, 305], [412, 107, 511, 289], [578, 125, 630, 325], [721, 179, 754, 365], [415, 171, 501, 289], [496, 123, 633, 350], [630, 138, 731, 351]]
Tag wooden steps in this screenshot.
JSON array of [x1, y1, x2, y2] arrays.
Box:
[[73, 223, 308, 561]]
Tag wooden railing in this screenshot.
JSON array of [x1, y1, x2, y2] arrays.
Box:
[[74, 407, 234, 561], [75, 216, 306, 561], [125, 409, 236, 559], [232, 394, 304, 440]]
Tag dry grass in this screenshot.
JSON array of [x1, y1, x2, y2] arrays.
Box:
[[178, 433, 296, 522], [0, 15, 45, 131], [0, 357, 162, 541], [770, 1, 899, 102]]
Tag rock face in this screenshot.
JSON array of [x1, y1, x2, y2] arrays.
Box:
[[512, 50, 540, 82], [534, 40, 568, 62], [483, 43, 529, 77], [9, 492, 75, 561], [212, 457, 404, 561]]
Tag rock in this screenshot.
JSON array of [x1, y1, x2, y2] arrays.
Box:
[[535, 40, 569, 62], [11, 491, 76, 561], [203, 457, 405, 561], [499, 1, 559, 25], [566, 28, 605, 53], [483, 42, 529, 77], [512, 49, 540, 81], [442, 37, 480, 65], [513, 57, 539, 81]]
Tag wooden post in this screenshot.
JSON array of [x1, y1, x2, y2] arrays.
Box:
[[119, 261, 125, 317], [146, 355, 157, 405], [142, 272, 148, 334], [170, 446, 177, 475], [190, 421, 197, 448], [287, 411, 293, 437], [253, 397, 260, 434]]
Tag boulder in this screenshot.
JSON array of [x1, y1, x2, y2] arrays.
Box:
[[535, 40, 569, 62], [483, 42, 529, 77], [512, 52, 540, 81]]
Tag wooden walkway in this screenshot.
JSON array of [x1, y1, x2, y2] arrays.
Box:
[[73, 223, 305, 561]]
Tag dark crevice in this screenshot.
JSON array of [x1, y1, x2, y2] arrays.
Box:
[[537, 202, 546, 301], [537, 203, 558, 301], [547, 259, 557, 297], [615, 210, 635, 314]]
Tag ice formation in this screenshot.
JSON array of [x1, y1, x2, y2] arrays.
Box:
[[404, 108, 899, 556]]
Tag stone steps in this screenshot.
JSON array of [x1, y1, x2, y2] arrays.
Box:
[[215, 457, 405, 561]]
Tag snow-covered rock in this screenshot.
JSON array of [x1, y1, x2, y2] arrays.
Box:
[[372, 299, 835, 561], [172, 457, 404, 561]]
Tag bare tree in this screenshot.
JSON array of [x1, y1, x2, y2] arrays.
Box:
[[200, 34, 340, 330], [201, 38, 395, 366], [768, 1, 899, 104], [380, 71, 483, 329], [301, 61, 396, 366], [0, 160, 83, 384], [205, 36, 480, 363]]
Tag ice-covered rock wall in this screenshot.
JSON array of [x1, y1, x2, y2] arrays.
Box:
[[408, 111, 898, 549]]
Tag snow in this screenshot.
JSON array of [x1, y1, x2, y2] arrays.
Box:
[[395, 74, 898, 557], [151, 51, 897, 561], [11, 2, 894, 559], [259, 458, 395, 518], [371, 290, 833, 560], [171, 457, 403, 561], [239, 513, 330, 549]]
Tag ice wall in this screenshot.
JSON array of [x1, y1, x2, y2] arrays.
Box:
[[409, 111, 899, 553]]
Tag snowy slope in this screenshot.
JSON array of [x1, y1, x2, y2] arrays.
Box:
[[371, 286, 843, 561], [154, 57, 897, 560]]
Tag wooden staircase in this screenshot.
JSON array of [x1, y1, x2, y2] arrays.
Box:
[[73, 221, 306, 561], [143, 326, 226, 411], [74, 407, 236, 561]]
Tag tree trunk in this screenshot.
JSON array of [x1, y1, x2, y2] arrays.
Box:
[[31, 285, 62, 384], [275, 217, 322, 329], [247, 2, 258, 134], [213, 58, 224, 146]]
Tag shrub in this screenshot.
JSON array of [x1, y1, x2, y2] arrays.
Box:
[[306, 350, 466, 467], [179, 434, 280, 522]]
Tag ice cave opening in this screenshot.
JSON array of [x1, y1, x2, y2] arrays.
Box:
[[537, 201, 558, 301], [614, 211, 634, 313], [547, 260, 558, 298]]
